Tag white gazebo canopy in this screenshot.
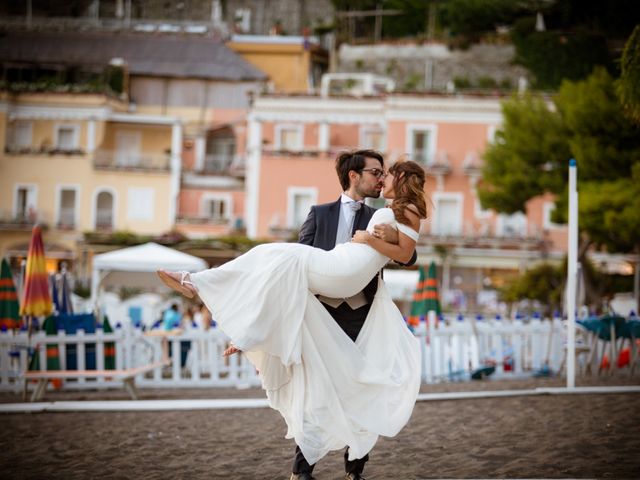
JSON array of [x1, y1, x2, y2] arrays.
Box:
[[91, 242, 208, 304]]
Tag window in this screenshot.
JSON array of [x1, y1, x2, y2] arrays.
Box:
[[432, 193, 463, 235], [234, 8, 251, 33], [287, 187, 317, 228], [57, 186, 79, 229], [55, 124, 79, 150], [207, 199, 227, 219], [14, 184, 38, 221], [360, 126, 385, 151], [127, 188, 154, 221], [275, 125, 303, 151], [10, 121, 32, 148], [115, 131, 142, 167], [204, 130, 236, 173], [407, 125, 437, 165], [200, 194, 232, 222], [95, 190, 115, 230], [543, 202, 563, 230], [497, 212, 527, 237]]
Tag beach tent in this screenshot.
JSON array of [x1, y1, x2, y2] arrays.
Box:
[[90, 242, 207, 306]]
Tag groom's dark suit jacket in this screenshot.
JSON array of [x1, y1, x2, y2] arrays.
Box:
[[298, 198, 417, 338]]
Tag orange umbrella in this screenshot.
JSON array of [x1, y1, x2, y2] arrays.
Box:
[[20, 226, 53, 318]]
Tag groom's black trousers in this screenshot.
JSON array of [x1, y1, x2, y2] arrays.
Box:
[[292, 301, 372, 475]]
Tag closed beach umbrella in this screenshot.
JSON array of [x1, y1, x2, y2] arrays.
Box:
[[424, 261, 442, 316], [20, 226, 53, 319], [408, 265, 427, 327], [103, 316, 116, 370], [20, 226, 53, 398], [0, 258, 20, 330]]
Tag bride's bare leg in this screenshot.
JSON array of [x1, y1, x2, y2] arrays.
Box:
[[156, 270, 198, 299]]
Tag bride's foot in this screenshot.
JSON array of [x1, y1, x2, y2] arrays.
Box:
[[157, 270, 197, 299], [223, 343, 241, 356]]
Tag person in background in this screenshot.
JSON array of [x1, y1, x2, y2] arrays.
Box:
[[163, 303, 182, 331], [161, 304, 182, 361]]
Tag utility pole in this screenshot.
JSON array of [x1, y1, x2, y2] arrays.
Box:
[[335, 8, 403, 43]]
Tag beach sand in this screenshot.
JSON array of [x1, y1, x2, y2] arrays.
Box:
[[1, 376, 639, 479]]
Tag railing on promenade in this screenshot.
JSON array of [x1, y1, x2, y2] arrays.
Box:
[[414, 315, 565, 383], [0, 324, 260, 394], [0, 317, 566, 394]]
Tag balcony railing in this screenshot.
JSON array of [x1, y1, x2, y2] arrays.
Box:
[[418, 232, 547, 251], [0, 210, 48, 230], [57, 208, 76, 230], [5, 145, 85, 156], [93, 150, 171, 172], [202, 154, 233, 174], [95, 210, 114, 231], [195, 154, 245, 177], [412, 149, 451, 175], [176, 214, 231, 226]]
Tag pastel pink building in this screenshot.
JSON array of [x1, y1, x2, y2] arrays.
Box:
[[244, 92, 568, 311]]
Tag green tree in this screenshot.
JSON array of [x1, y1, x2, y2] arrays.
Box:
[[479, 68, 640, 308], [500, 263, 564, 316], [618, 25, 640, 123]]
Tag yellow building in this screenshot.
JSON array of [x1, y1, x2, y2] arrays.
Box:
[[227, 35, 329, 94], [0, 90, 182, 275], [0, 32, 268, 281]]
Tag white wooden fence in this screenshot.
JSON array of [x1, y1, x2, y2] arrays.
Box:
[[0, 316, 566, 394]]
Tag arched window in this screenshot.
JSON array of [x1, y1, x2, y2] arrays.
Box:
[[95, 190, 114, 230]]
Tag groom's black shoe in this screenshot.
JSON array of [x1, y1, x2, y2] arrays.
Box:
[[290, 473, 315, 480], [344, 474, 366, 480]]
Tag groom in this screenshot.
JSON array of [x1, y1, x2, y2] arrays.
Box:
[[294, 149, 417, 480]]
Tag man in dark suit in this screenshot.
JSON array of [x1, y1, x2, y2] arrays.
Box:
[[292, 149, 417, 480]]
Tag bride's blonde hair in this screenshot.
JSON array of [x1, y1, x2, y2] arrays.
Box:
[[389, 160, 428, 226]]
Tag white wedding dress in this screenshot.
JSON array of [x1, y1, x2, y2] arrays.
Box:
[[191, 208, 421, 464]]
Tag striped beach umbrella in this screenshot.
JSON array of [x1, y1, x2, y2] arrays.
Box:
[[0, 258, 20, 330], [424, 261, 442, 316], [20, 226, 53, 319], [103, 316, 116, 370], [407, 265, 427, 327], [42, 315, 62, 387]]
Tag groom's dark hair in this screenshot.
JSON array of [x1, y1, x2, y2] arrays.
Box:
[[335, 149, 384, 190]]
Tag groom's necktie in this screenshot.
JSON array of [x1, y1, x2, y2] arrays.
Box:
[[336, 201, 362, 245]]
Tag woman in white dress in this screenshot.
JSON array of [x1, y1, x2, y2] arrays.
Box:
[[158, 160, 427, 466]]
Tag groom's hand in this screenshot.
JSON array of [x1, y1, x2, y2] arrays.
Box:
[[373, 223, 399, 244]]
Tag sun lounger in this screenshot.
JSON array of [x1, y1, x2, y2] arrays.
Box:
[[23, 360, 170, 402]]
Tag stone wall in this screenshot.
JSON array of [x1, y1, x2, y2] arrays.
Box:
[[338, 42, 529, 92]]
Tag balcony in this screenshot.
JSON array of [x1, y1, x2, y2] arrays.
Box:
[[93, 150, 171, 172], [56, 208, 77, 230], [413, 150, 451, 175], [0, 210, 48, 231], [4, 145, 85, 156], [191, 154, 246, 177], [176, 214, 231, 226], [418, 231, 547, 252]]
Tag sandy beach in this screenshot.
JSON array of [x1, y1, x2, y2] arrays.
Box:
[[1, 376, 639, 479]]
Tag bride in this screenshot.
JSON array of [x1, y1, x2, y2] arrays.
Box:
[[158, 160, 427, 465]]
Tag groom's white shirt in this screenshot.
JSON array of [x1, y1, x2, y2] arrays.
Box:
[[317, 193, 368, 310]]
